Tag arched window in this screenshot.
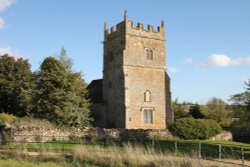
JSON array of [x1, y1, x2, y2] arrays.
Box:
[[146, 49, 153, 60], [144, 90, 151, 102]]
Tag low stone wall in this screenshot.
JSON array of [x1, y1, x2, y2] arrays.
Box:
[[0, 126, 233, 144], [210, 131, 233, 141], [0, 126, 173, 143]]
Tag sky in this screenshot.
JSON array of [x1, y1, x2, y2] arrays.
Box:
[[0, 0, 249, 104]]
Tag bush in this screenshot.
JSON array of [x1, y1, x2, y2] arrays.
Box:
[[0, 113, 16, 126], [170, 117, 222, 139]]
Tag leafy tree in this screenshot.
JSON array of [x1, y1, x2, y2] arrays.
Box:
[[189, 104, 205, 119], [230, 80, 250, 130], [0, 54, 34, 116], [172, 98, 189, 121], [202, 97, 232, 127], [34, 56, 91, 127]]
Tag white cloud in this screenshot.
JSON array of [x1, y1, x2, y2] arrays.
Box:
[[0, 17, 4, 29], [0, 0, 16, 12], [186, 54, 250, 68], [0, 46, 26, 59], [169, 67, 178, 73]]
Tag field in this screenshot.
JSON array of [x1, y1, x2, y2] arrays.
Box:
[[1, 140, 250, 167]]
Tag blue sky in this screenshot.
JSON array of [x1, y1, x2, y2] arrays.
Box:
[[0, 0, 249, 104]]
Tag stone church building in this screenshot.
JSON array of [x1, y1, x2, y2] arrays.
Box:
[[88, 12, 173, 129]]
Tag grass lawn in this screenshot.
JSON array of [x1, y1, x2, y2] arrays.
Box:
[[0, 159, 70, 167], [1, 139, 250, 160], [155, 140, 250, 160]]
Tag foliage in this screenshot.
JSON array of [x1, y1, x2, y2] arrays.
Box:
[[34, 56, 91, 127], [0, 113, 16, 126], [170, 117, 222, 139], [189, 104, 205, 119], [0, 54, 34, 116], [201, 97, 232, 127], [230, 79, 250, 130], [57, 46, 73, 70], [172, 98, 189, 121]]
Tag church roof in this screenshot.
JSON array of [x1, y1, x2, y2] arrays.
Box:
[[87, 79, 103, 103]]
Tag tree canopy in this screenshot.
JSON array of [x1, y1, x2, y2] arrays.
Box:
[[0, 54, 34, 116], [0, 48, 91, 128], [34, 56, 91, 127], [172, 98, 189, 121], [230, 80, 250, 130], [201, 97, 232, 127]]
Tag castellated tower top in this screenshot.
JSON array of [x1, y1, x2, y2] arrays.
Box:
[[104, 11, 165, 41]]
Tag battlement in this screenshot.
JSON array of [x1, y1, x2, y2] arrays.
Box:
[[129, 20, 164, 33], [104, 11, 165, 40]]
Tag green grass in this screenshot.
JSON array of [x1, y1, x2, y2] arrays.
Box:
[[154, 140, 250, 160], [1, 139, 250, 160], [0, 159, 69, 167], [2, 141, 79, 152]]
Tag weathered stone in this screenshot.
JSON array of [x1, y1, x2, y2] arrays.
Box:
[[0, 126, 173, 143], [88, 12, 173, 129]]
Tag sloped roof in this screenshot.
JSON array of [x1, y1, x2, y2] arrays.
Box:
[[87, 79, 103, 103]]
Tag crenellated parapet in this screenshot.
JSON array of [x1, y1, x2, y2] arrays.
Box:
[[104, 11, 165, 41], [127, 20, 165, 33]]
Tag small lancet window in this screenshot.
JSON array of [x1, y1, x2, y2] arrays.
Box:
[[144, 90, 151, 102], [146, 49, 153, 60]]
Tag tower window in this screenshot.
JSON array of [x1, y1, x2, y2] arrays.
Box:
[[144, 109, 153, 124], [146, 49, 153, 60], [108, 82, 112, 88], [144, 90, 151, 102]]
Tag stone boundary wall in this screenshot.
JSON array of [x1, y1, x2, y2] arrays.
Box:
[[0, 126, 233, 144], [0, 126, 173, 143], [210, 131, 232, 141]]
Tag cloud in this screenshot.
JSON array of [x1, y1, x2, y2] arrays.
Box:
[[0, 0, 16, 12], [186, 54, 250, 68], [169, 67, 178, 73], [0, 17, 4, 29], [0, 46, 26, 59]]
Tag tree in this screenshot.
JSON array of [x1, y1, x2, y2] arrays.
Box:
[[230, 80, 250, 130], [189, 104, 205, 119], [172, 98, 189, 121], [34, 56, 91, 127], [202, 97, 232, 127], [58, 46, 73, 71], [0, 54, 34, 116]]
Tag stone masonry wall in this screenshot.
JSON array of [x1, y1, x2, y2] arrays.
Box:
[[101, 14, 172, 129], [0, 126, 233, 144], [0, 126, 173, 143], [124, 19, 167, 129]]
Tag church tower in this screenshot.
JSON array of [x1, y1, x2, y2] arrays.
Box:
[[102, 11, 173, 129]]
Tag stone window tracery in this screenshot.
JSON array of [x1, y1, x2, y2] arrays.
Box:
[[144, 90, 151, 102]]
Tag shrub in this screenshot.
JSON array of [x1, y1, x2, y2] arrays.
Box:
[[170, 117, 222, 139], [0, 113, 16, 126]]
